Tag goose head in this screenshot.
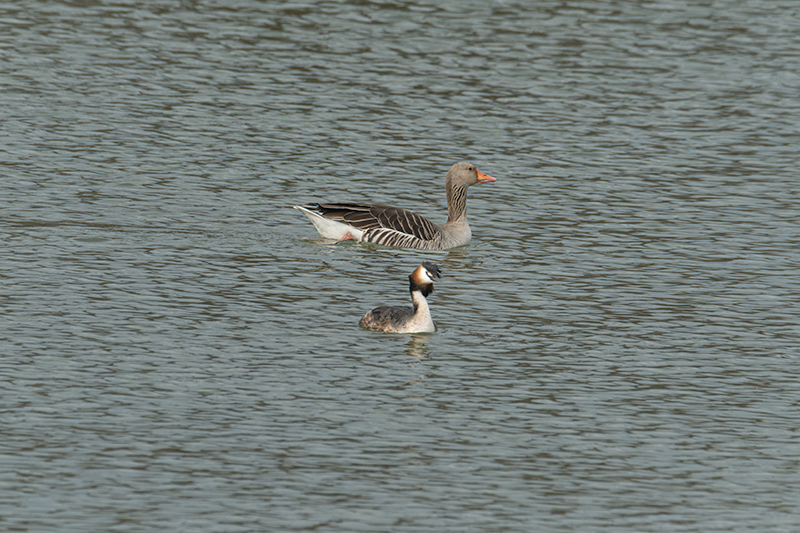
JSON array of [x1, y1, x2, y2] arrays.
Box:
[[446, 162, 497, 189], [444, 162, 496, 224]]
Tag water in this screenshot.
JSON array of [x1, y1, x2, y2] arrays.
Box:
[[2, 0, 799, 531]]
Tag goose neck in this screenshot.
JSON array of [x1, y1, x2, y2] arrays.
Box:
[[446, 183, 469, 223]]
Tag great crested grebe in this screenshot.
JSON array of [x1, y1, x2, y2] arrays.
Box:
[[293, 162, 496, 250], [359, 262, 442, 333]]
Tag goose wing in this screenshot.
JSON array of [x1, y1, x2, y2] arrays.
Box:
[[309, 202, 439, 242]]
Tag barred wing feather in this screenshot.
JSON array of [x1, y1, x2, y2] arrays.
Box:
[[310, 202, 440, 245]]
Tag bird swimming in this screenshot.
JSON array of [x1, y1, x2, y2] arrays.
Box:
[[294, 162, 496, 250], [359, 262, 442, 333]]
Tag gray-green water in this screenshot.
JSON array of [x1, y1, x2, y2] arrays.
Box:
[[2, 1, 799, 531]]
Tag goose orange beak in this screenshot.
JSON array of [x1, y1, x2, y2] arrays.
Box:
[[477, 170, 497, 183]]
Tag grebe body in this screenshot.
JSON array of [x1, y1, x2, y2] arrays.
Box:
[[359, 262, 442, 334]]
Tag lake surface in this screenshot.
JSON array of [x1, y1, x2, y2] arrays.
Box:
[[2, 0, 799, 531]]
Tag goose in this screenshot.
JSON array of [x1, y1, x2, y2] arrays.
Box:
[[293, 162, 496, 250], [359, 262, 442, 333]]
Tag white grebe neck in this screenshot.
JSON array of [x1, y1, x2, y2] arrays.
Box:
[[408, 288, 436, 332]]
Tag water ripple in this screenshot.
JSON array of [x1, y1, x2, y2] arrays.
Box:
[[2, 0, 800, 531]]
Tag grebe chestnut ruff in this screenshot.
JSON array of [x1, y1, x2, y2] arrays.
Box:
[[359, 262, 442, 334], [293, 162, 496, 250]]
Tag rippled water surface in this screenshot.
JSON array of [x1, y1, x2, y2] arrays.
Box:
[[2, 1, 799, 531]]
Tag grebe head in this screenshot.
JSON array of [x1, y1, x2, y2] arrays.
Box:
[[410, 262, 442, 296], [420, 261, 442, 283]]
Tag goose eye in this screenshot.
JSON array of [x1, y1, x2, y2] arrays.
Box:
[[468, 166, 474, 171]]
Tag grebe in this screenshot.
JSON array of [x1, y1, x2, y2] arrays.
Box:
[[359, 262, 442, 333], [294, 162, 496, 250]]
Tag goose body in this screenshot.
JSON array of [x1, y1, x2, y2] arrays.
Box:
[[360, 262, 442, 334], [294, 162, 496, 250]]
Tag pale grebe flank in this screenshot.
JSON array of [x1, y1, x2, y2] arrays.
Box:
[[293, 162, 497, 250], [359, 262, 442, 333]]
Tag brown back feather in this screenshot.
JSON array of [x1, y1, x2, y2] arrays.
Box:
[[312, 202, 438, 241]]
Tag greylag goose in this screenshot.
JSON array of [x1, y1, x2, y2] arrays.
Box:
[[359, 262, 442, 333], [293, 162, 496, 250]]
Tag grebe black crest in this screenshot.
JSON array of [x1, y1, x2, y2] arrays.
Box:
[[359, 262, 442, 334]]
